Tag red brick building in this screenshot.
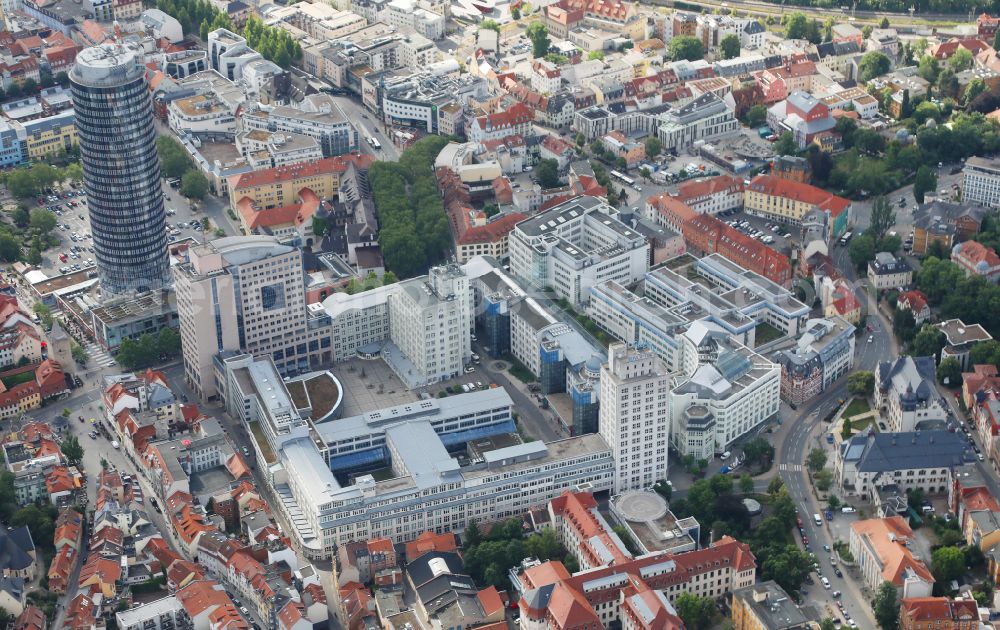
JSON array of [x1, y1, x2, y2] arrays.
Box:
[[899, 597, 978, 630], [681, 214, 792, 287]]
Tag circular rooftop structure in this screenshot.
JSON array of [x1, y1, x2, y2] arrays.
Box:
[[743, 498, 762, 516], [613, 490, 669, 523], [285, 370, 345, 422], [71, 43, 145, 87]]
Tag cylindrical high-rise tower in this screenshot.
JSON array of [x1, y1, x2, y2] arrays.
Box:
[[70, 43, 169, 296]]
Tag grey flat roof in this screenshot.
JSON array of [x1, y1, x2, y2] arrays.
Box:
[[385, 422, 459, 489], [843, 430, 972, 472]]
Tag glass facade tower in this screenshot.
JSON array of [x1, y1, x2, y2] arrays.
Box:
[[70, 43, 169, 296]]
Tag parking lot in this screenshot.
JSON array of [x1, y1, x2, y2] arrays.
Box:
[[36, 178, 210, 277], [723, 210, 795, 253]]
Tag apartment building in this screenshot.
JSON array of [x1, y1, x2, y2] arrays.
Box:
[[656, 92, 739, 152], [731, 581, 818, 630], [20, 110, 75, 160], [669, 323, 781, 460], [867, 252, 913, 290], [774, 316, 855, 406], [674, 174, 745, 215], [508, 196, 649, 306], [599, 343, 669, 493], [515, 535, 756, 630], [899, 597, 979, 630], [850, 517, 934, 599], [744, 175, 851, 226], [836, 430, 973, 500], [875, 357, 949, 432], [963, 156, 1000, 207], [173, 236, 332, 401], [227, 156, 357, 211]]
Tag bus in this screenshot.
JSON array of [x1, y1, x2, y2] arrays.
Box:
[[610, 170, 635, 187], [838, 231, 853, 246], [367, 136, 381, 150]]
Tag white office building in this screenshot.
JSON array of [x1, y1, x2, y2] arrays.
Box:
[[656, 92, 739, 152], [173, 236, 333, 401], [386, 264, 471, 386], [963, 156, 1000, 208], [669, 322, 781, 460], [599, 343, 670, 493], [316, 283, 398, 362], [508, 196, 649, 306]]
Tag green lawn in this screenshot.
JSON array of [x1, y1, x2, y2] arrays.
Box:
[[844, 397, 872, 419], [0, 371, 34, 389], [755, 322, 785, 345]]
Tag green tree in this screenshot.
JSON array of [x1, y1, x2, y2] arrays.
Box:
[[511, 6, 520, 19], [535, 158, 560, 189], [157, 327, 181, 357], [762, 545, 814, 595], [849, 233, 876, 272], [526, 22, 550, 58], [814, 469, 833, 492], [774, 132, 797, 156], [820, 619, 837, 630], [587, 50, 604, 60], [859, 51, 892, 82], [29, 208, 56, 234], [480, 19, 500, 33], [848, 371, 875, 397], [739, 474, 754, 495], [994, 30, 1000, 52], [862, 24, 874, 39], [918, 55, 940, 83], [71, 343, 88, 365], [10, 206, 28, 228], [742, 437, 775, 472], [6, 170, 36, 198], [806, 448, 827, 472], [60, 435, 83, 466], [784, 12, 808, 39], [912, 324, 945, 358], [0, 235, 19, 263], [180, 170, 208, 199], [938, 357, 962, 386], [869, 196, 896, 246], [746, 104, 767, 127], [464, 519, 481, 547], [668, 36, 704, 62], [674, 592, 716, 630], [719, 34, 740, 59], [913, 165, 937, 204], [156, 136, 192, 179], [932, 545, 965, 581], [645, 136, 662, 158], [949, 47, 974, 71]]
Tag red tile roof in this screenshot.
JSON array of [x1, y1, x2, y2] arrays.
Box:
[[897, 289, 928, 314], [14, 606, 45, 630], [747, 175, 850, 216], [955, 239, 1000, 268], [901, 596, 979, 623], [231, 154, 373, 191], [404, 531, 459, 560], [676, 174, 744, 203]]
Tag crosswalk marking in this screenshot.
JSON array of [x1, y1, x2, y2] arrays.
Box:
[[779, 463, 803, 472], [85, 342, 114, 367]]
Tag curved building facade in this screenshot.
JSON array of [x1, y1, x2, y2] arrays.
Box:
[[70, 43, 169, 295]]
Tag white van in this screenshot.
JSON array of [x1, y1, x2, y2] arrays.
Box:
[[813, 513, 822, 526], [841, 506, 856, 514]]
